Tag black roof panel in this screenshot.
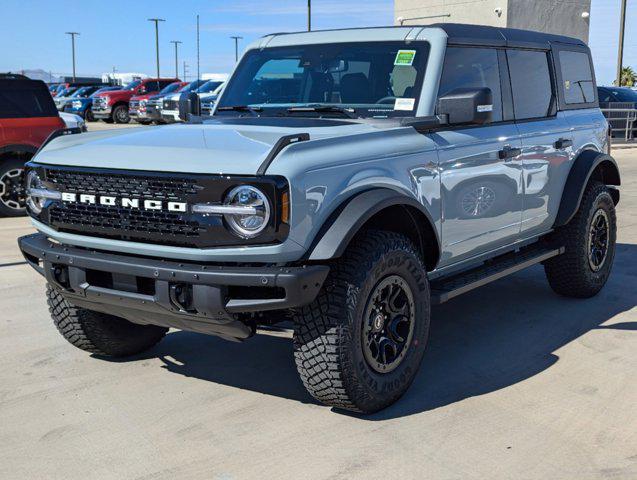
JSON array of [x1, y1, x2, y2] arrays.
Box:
[[430, 23, 586, 49]]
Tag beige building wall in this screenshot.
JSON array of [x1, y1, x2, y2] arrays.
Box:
[[395, 0, 591, 42]]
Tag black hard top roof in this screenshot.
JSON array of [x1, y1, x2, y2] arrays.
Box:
[[430, 23, 587, 49]]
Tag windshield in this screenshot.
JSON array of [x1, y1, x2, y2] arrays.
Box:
[[123, 80, 142, 90], [71, 86, 91, 97], [217, 42, 430, 118], [159, 82, 182, 94], [58, 87, 78, 97], [197, 81, 223, 93], [181, 80, 206, 93]]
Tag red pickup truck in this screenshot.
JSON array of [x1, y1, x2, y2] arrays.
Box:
[[91, 78, 180, 124], [0, 74, 65, 216]]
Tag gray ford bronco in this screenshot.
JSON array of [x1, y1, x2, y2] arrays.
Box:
[[19, 24, 620, 413]]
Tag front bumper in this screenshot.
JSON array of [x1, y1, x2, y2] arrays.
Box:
[[19, 233, 328, 340], [129, 109, 151, 122], [92, 106, 112, 119], [161, 110, 180, 122]]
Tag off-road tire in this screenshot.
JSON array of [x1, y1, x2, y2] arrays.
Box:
[[112, 105, 130, 124], [0, 158, 26, 217], [544, 181, 616, 298], [47, 286, 167, 357], [85, 108, 95, 122], [293, 230, 430, 414]]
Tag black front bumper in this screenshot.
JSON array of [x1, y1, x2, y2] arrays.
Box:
[[19, 233, 329, 340]]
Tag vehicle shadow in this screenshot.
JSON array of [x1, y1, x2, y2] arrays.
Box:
[[97, 243, 637, 418]]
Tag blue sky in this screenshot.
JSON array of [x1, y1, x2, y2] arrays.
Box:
[[0, 0, 634, 85]]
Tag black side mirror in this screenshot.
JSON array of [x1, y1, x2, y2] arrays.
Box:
[[178, 92, 201, 122], [437, 87, 493, 125]]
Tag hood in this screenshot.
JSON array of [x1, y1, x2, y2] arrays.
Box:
[[95, 89, 131, 100], [34, 118, 386, 175]]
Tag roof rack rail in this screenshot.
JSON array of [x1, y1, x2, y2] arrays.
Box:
[[0, 73, 31, 80]]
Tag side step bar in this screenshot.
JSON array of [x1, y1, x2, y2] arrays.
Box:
[[430, 246, 564, 305]]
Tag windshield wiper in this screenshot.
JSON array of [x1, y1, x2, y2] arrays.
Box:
[[286, 105, 358, 119], [216, 105, 263, 116]]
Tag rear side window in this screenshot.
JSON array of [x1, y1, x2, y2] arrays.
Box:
[[559, 51, 595, 104], [438, 47, 503, 122], [0, 80, 58, 118], [507, 49, 553, 120]]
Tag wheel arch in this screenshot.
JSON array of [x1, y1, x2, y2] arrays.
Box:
[[306, 188, 441, 271], [554, 150, 621, 228], [0, 144, 37, 161]]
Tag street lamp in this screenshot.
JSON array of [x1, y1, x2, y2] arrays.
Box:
[[230, 36, 243, 62], [65, 32, 80, 81], [308, 0, 311, 31], [147, 18, 165, 79], [170, 40, 182, 79], [616, 0, 628, 86]]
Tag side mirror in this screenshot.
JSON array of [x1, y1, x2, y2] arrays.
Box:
[[178, 92, 201, 122], [437, 87, 493, 125]]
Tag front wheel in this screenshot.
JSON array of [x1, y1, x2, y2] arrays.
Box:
[[544, 181, 616, 298], [112, 105, 130, 124], [293, 230, 430, 413], [85, 108, 95, 122], [0, 159, 27, 217]]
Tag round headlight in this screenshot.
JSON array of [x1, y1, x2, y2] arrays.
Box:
[[26, 170, 45, 214], [223, 185, 271, 238]]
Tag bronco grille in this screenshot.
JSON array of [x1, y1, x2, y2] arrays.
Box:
[[46, 169, 205, 246], [163, 99, 178, 110], [37, 166, 287, 248]]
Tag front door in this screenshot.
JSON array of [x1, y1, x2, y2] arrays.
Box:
[[434, 46, 524, 266]]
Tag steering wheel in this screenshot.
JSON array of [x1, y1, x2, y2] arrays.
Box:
[[375, 96, 397, 105]]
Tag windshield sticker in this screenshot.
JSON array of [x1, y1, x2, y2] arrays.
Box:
[[394, 98, 415, 111], [394, 50, 416, 66]]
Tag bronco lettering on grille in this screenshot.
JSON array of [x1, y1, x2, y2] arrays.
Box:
[[61, 192, 187, 212]]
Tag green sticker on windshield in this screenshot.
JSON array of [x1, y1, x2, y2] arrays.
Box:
[[394, 50, 416, 66]]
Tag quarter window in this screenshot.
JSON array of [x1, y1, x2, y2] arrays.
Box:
[[507, 50, 553, 120], [438, 47, 503, 122], [559, 50, 595, 104]]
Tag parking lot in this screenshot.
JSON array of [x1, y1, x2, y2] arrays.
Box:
[[0, 146, 634, 479]]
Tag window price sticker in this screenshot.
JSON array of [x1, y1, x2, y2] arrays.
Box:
[[394, 50, 416, 66]]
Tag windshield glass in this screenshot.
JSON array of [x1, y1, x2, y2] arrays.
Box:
[[123, 80, 142, 90], [58, 87, 78, 97], [197, 81, 223, 93], [71, 87, 91, 97], [180, 80, 206, 93], [159, 82, 181, 94], [217, 42, 430, 118]]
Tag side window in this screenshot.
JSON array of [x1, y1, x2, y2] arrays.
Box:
[[559, 50, 596, 104], [507, 49, 553, 120], [145, 81, 161, 93], [438, 47, 503, 122]]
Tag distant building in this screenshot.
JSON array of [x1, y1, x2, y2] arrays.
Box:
[[201, 73, 229, 82], [101, 72, 148, 86], [395, 0, 591, 42]]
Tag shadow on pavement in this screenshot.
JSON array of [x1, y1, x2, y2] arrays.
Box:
[[98, 243, 637, 418]]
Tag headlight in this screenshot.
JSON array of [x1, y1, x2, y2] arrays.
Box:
[[26, 170, 63, 214], [192, 185, 271, 238]]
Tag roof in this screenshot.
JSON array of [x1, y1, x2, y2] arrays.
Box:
[[431, 23, 587, 49], [261, 23, 586, 50]]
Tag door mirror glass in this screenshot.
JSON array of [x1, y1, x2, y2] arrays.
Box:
[[437, 87, 493, 125]]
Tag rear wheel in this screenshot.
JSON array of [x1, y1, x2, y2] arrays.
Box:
[[112, 105, 130, 124], [0, 159, 27, 217], [544, 181, 616, 298], [293, 230, 430, 413], [47, 286, 167, 357]]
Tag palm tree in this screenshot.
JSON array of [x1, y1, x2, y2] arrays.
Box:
[[614, 66, 636, 87]]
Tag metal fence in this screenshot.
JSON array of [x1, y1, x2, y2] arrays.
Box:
[[600, 102, 636, 142]]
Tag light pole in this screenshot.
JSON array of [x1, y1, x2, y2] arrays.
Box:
[[147, 18, 165, 79], [230, 36, 243, 62], [65, 32, 80, 81], [170, 40, 182, 78], [308, 0, 311, 31], [616, 0, 628, 86]]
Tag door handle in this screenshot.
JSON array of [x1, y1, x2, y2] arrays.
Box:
[[498, 145, 522, 160], [554, 138, 573, 149]]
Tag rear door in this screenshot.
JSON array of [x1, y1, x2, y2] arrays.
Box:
[[507, 48, 573, 236], [435, 46, 524, 265]]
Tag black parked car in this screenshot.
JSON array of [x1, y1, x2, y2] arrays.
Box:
[[597, 86, 637, 139]]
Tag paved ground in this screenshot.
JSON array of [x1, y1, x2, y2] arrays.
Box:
[[0, 149, 635, 480], [86, 120, 144, 131]]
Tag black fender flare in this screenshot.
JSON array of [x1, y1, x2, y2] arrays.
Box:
[[0, 144, 38, 157], [554, 150, 621, 228], [307, 188, 441, 268]]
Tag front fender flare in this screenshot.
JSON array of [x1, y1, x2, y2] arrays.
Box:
[[307, 188, 440, 267], [554, 151, 620, 228]]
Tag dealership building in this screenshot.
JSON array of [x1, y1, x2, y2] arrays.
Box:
[[395, 0, 592, 42]]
